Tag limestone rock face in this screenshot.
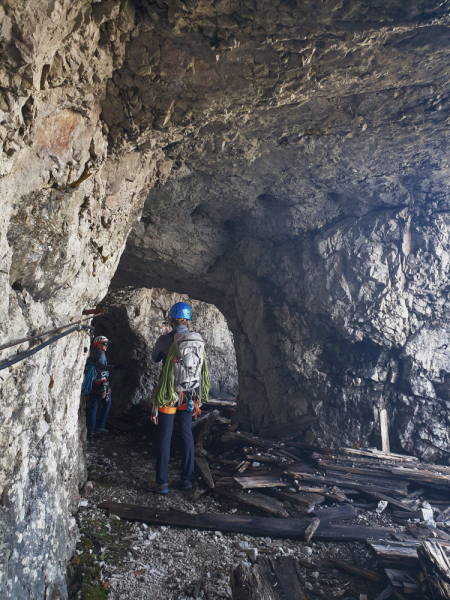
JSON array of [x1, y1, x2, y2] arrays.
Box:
[[2, 1, 450, 598], [91, 286, 238, 417]]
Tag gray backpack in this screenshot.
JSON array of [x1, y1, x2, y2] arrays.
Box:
[[173, 331, 205, 402]]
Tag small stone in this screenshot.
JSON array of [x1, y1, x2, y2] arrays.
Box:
[[245, 548, 258, 562]]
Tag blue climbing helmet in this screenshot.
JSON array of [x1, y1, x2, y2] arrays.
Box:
[[169, 302, 192, 321]]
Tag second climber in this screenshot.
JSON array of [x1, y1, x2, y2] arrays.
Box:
[[147, 302, 210, 494]]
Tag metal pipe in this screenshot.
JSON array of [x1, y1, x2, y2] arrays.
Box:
[[0, 311, 106, 352], [0, 325, 94, 371]]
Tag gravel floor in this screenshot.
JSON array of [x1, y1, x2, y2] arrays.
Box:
[[69, 426, 403, 600]]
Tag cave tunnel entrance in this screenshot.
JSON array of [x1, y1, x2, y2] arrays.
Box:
[[90, 285, 239, 421]]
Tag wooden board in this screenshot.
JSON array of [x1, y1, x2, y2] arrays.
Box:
[[368, 542, 419, 566], [234, 476, 290, 489], [271, 556, 308, 600], [340, 448, 419, 462], [194, 456, 215, 488], [232, 561, 280, 600], [418, 541, 450, 599], [98, 501, 393, 541], [313, 503, 356, 522], [330, 558, 380, 582], [324, 469, 409, 495], [207, 398, 237, 407], [270, 489, 325, 512], [218, 489, 290, 518], [286, 469, 409, 497]]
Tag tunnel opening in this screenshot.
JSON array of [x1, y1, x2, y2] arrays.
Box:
[[90, 285, 239, 422]]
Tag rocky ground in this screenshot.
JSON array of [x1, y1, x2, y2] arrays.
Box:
[[68, 420, 403, 600]]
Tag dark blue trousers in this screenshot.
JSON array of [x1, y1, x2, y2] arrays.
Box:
[[156, 410, 194, 485], [86, 383, 111, 435]]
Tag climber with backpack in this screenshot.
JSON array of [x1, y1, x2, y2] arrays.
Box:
[[83, 335, 123, 442], [147, 302, 210, 494]]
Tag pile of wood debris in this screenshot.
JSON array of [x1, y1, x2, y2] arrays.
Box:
[[100, 400, 450, 599]]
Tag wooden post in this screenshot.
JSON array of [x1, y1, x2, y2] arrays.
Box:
[[379, 399, 390, 453]]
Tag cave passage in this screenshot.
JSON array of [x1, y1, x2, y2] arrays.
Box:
[[3, 1, 450, 599], [89, 285, 239, 420]]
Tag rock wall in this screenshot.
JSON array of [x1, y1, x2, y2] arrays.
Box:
[[91, 286, 238, 417], [0, 3, 161, 599]]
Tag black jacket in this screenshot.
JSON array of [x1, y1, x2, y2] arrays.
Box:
[[92, 348, 114, 383]]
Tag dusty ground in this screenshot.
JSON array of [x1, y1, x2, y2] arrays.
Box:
[[68, 422, 402, 600]]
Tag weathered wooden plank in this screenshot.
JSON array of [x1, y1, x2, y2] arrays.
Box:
[[194, 455, 215, 488], [391, 466, 450, 487], [330, 558, 380, 582], [304, 518, 320, 543], [363, 490, 413, 512], [247, 455, 287, 463], [195, 410, 219, 451], [207, 398, 237, 407], [231, 561, 280, 600], [218, 490, 290, 518], [368, 542, 419, 566], [234, 476, 290, 489], [270, 489, 325, 513], [98, 501, 393, 540], [418, 541, 450, 599], [313, 504, 356, 522], [286, 469, 409, 497], [341, 448, 419, 462], [324, 469, 409, 495], [271, 556, 308, 600], [379, 404, 390, 453]]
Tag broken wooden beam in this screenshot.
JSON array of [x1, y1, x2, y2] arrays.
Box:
[[194, 455, 215, 488], [330, 558, 380, 582], [304, 517, 320, 543], [98, 501, 393, 541], [286, 469, 409, 496], [313, 503, 356, 522], [234, 475, 290, 489], [231, 561, 280, 600], [217, 489, 290, 518], [195, 409, 219, 452], [270, 489, 325, 513], [340, 447, 418, 462], [418, 541, 450, 599], [368, 541, 420, 566], [207, 398, 237, 407], [270, 556, 309, 600]]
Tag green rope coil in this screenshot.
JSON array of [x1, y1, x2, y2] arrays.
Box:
[[153, 343, 210, 408]]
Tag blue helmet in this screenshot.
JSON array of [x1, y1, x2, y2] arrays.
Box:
[[169, 302, 191, 320]]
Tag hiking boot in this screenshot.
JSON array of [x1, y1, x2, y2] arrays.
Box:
[[179, 480, 192, 490], [96, 428, 109, 434], [87, 434, 94, 442], [145, 482, 169, 495]]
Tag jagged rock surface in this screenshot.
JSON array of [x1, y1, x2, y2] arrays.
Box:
[[91, 286, 238, 417], [1, 1, 450, 598]]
